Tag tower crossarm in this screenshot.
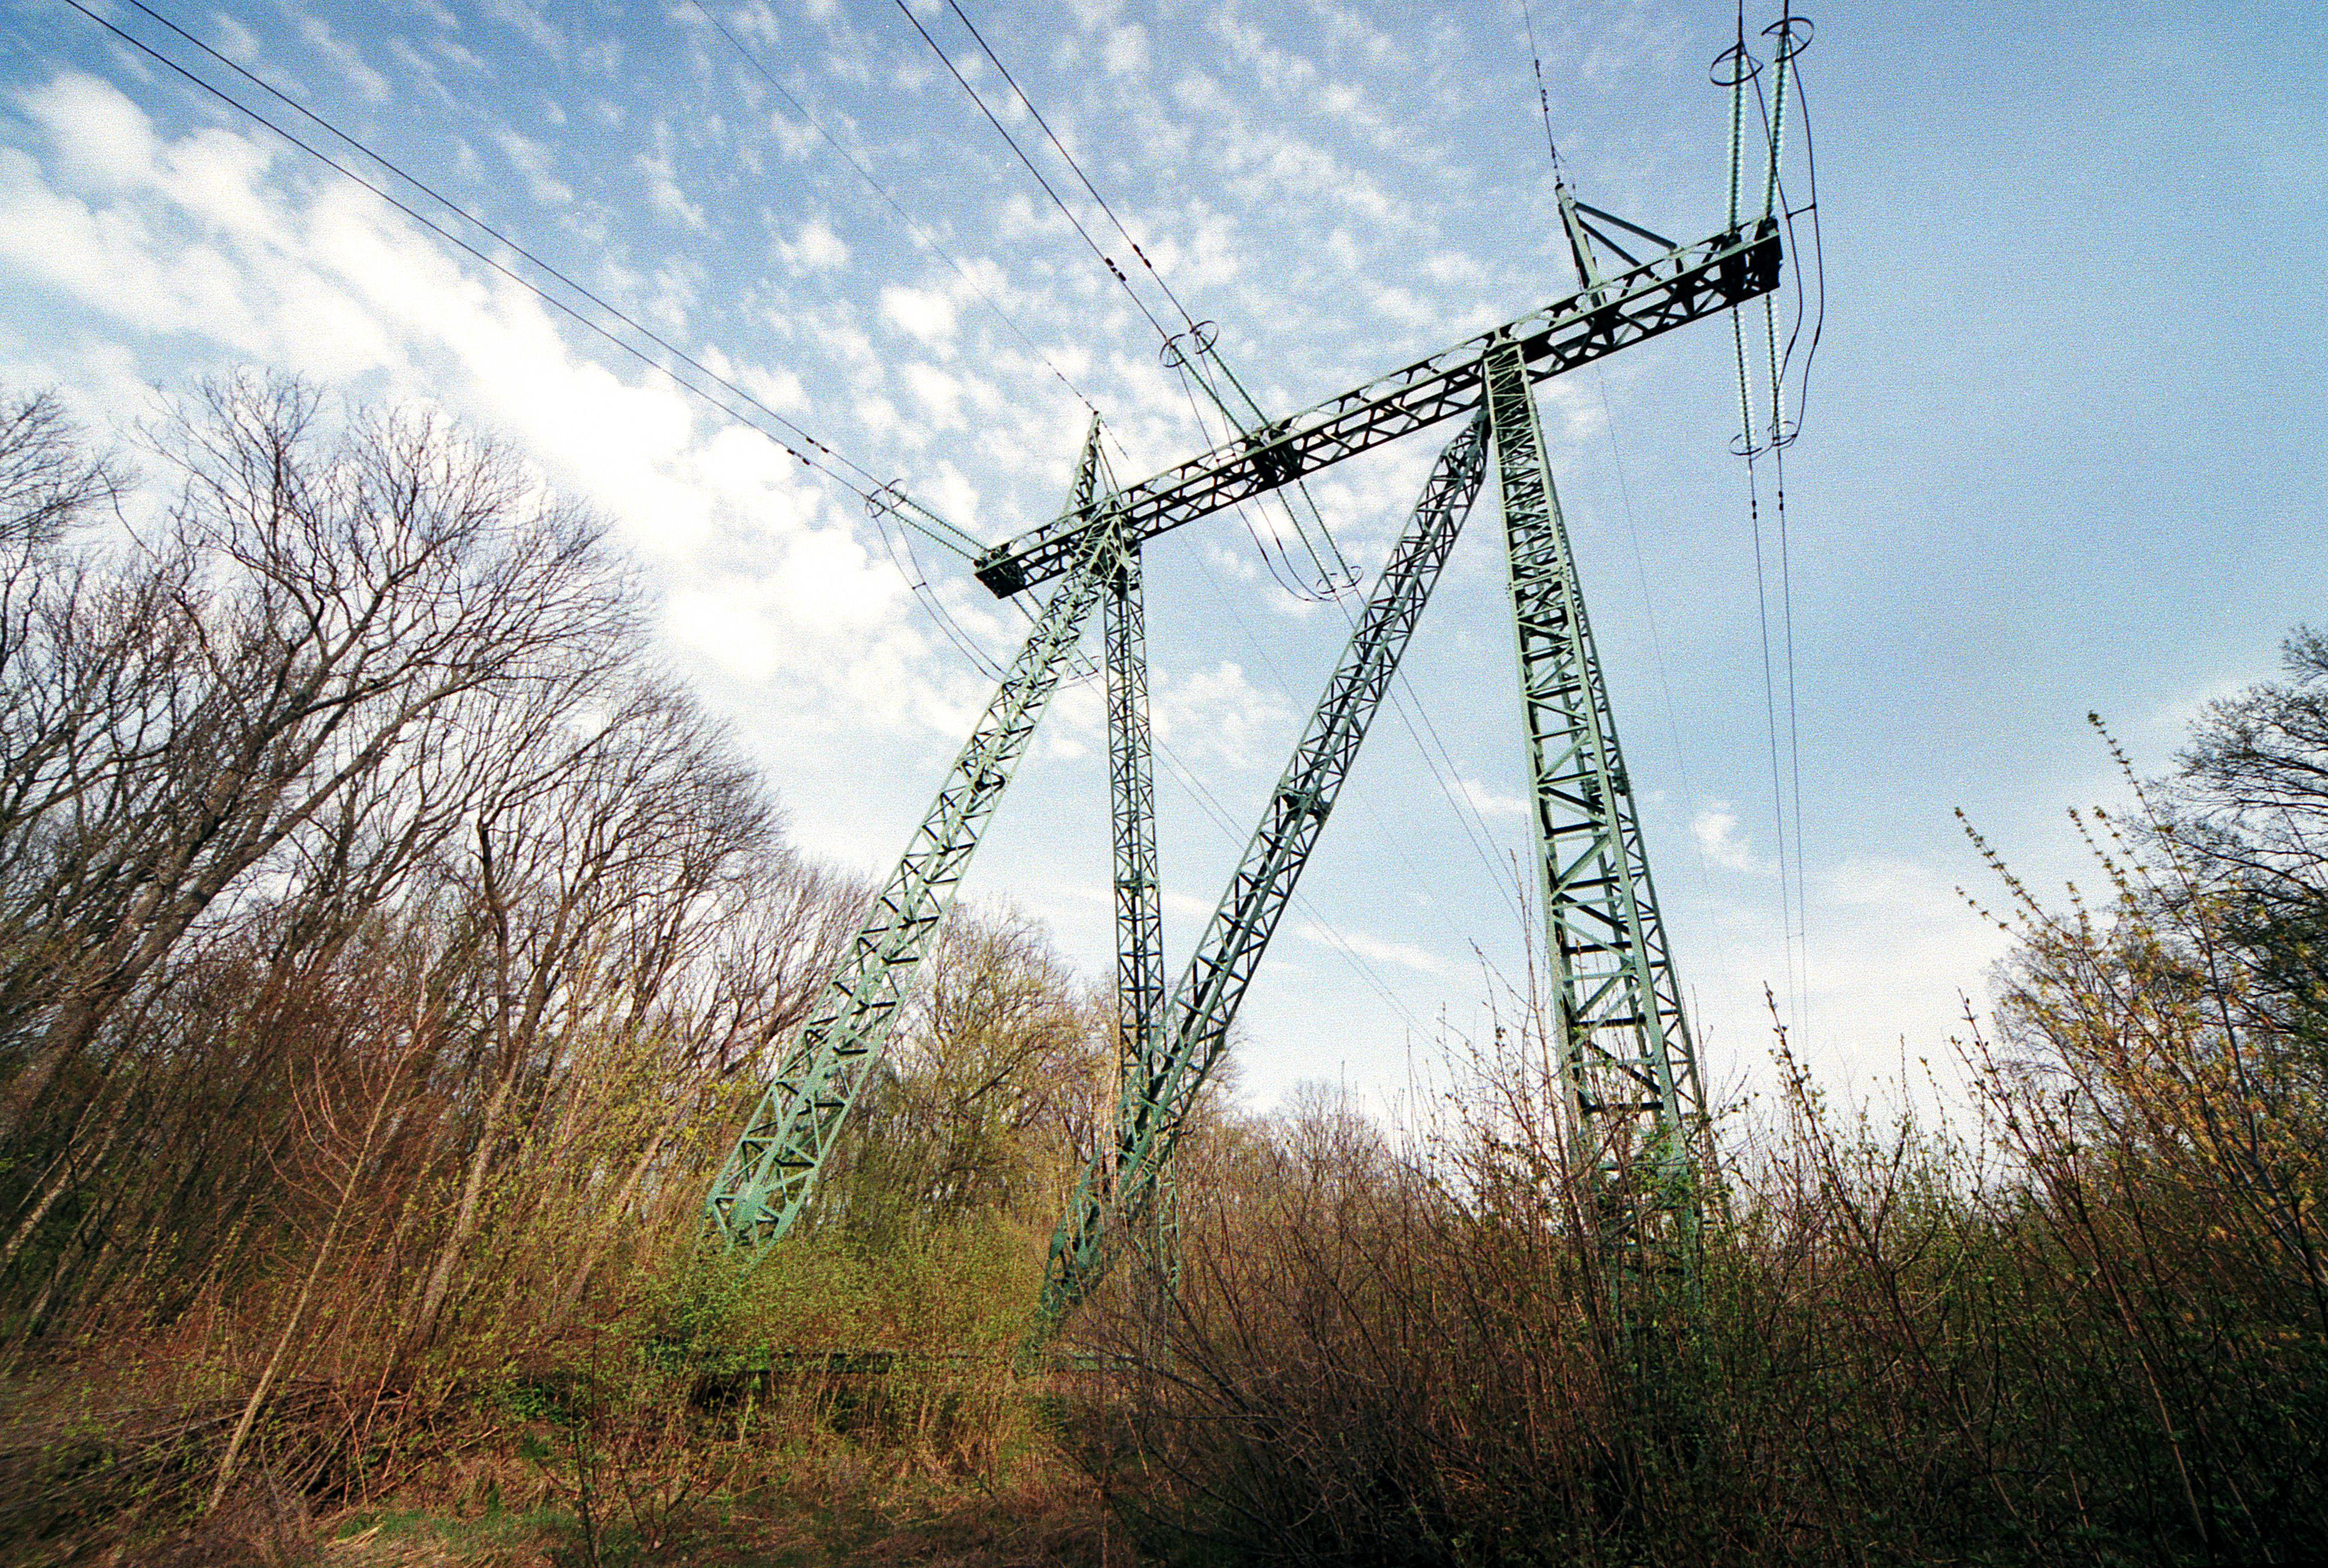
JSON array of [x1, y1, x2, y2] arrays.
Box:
[[975, 218, 1779, 597], [1035, 407, 1492, 1328]]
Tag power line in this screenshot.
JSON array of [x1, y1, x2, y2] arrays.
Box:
[[1518, 0, 1566, 176], [683, 0, 1097, 414], [941, 0, 1206, 338], [892, 0, 1182, 351], [1150, 734, 1428, 1040], [74, 0, 1038, 687], [78, 0, 896, 506], [1179, 516, 1526, 936], [916, 1, 1357, 603]]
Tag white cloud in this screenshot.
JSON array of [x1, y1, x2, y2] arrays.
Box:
[[297, 15, 390, 105], [1457, 776, 1528, 819], [777, 216, 849, 274], [634, 149, 706, 231], [1297, 921, 1453, 978], [1692, 800, 1772, 875], [879, 284, 958, 350], [492, 126, 572, 205], [1104, 24, 1150, 78], [1155, 659, 1294, 770], [0, 69, 959, 761]]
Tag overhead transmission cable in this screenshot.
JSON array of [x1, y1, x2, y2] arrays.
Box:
[[1518, 0, 1566, 175], [1519, 0, 1739, 991], [683, 0, 1096, 415], [912, 6, 1506, 896], [909, 0, 1356, 602], [74, 0, 910, 500], [892, 1, 1180, 349], [1720, 2, 1821, 1039], [1177, 509, 1529, 935], [73, 0, 1027, 681], [1150, 732, 1430, 1041]]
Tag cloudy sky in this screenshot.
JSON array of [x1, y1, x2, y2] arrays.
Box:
[[3, 0, 2321, 1128]]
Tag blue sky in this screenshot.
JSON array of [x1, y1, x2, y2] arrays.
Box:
[[3, 0, 2322, 1126]]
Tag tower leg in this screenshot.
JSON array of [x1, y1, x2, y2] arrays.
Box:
[[1481, 343, 1708, 1295], [1104, 540, 1171, 1297], [704, 516, 1122, 1249], [1035, 408, 1493, 1336]]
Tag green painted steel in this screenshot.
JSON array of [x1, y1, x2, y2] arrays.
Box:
[[1104, 545, 1166, 1178], [1037, 408, 1492, 1327], [703, 462, 1123, 1248], [972, 218, 1778, 597], [1101, 487, 1176, 1312], [706, 180, 1767, 1324], [1483, 338, 1710, 1278]]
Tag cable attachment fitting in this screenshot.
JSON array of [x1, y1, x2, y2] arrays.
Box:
[[1710, 41, 1761, 87], [1765, 13, 1814, 60], [1159, 320, 1220, 373]]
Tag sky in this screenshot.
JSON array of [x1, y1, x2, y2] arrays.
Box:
[[2, 0, 2322, 1133]]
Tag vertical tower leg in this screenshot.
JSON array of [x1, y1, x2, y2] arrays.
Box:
[[1104, 539, 1173, 1315], [1482, 344, 1709, 1296], [1035, 410, 1492, 1337]]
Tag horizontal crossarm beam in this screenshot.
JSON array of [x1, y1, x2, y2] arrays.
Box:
[[975, 218, 1779, 597]]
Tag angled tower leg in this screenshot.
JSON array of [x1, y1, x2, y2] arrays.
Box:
[[1036, 408, 1493, 1333], [706, 516, 1121, 1248], [1481, 342, 1708, 1278]]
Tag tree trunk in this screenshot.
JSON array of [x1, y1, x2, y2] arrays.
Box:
[[409, 1062, 515, 1350]]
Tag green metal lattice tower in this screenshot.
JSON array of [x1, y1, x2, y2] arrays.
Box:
[[704, 162, 1786, 1324], [1486, 333, 1711, 1291]]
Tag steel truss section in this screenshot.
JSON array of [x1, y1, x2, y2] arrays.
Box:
[[1482, 341, 1709, 1263], [975, 219, 1779, 597], [704, 501, 1122, 1248], [1038, 408, 1493, 1324], [1105, 542, 1167, 1168]]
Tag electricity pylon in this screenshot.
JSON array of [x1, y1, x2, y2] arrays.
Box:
[[1041, 409, 1492, 1325], [705, 195, 1781, 1313]]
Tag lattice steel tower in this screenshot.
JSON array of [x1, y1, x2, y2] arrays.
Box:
[[705, 36, 1801, 1330]]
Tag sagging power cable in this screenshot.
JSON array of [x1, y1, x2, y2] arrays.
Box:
[[1719, 2, 1820, 1039], [907, 0, 1357, 602], [684, 0, 1098, 417], [71, 0, 998, 571]]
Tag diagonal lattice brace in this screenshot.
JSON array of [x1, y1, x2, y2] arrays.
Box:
[[1483, 341, 1708, 1256], [705, 488, 1122, 1249], [1036, 406, 1492, 1330]]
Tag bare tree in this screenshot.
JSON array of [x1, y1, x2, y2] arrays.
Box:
[[0, 373, 634, 1138]]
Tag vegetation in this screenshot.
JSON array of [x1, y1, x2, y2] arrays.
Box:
[[0, 377, 2321, 1564], [1063, 656, 2328, 1565]]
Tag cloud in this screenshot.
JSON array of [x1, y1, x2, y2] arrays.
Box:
[[1457, 776, 1529, 819], [0, 69, 965, 756], [1155, 659, 1294, 770], [1296, 921, 1453, 977], [492, 126, 572, 205], [296, 15, 391, 105], [1692, 800, 1773, 874], [879, 284, 959, 350], [1103, 24, 1150, 78], [777, 216, 849, 274]]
